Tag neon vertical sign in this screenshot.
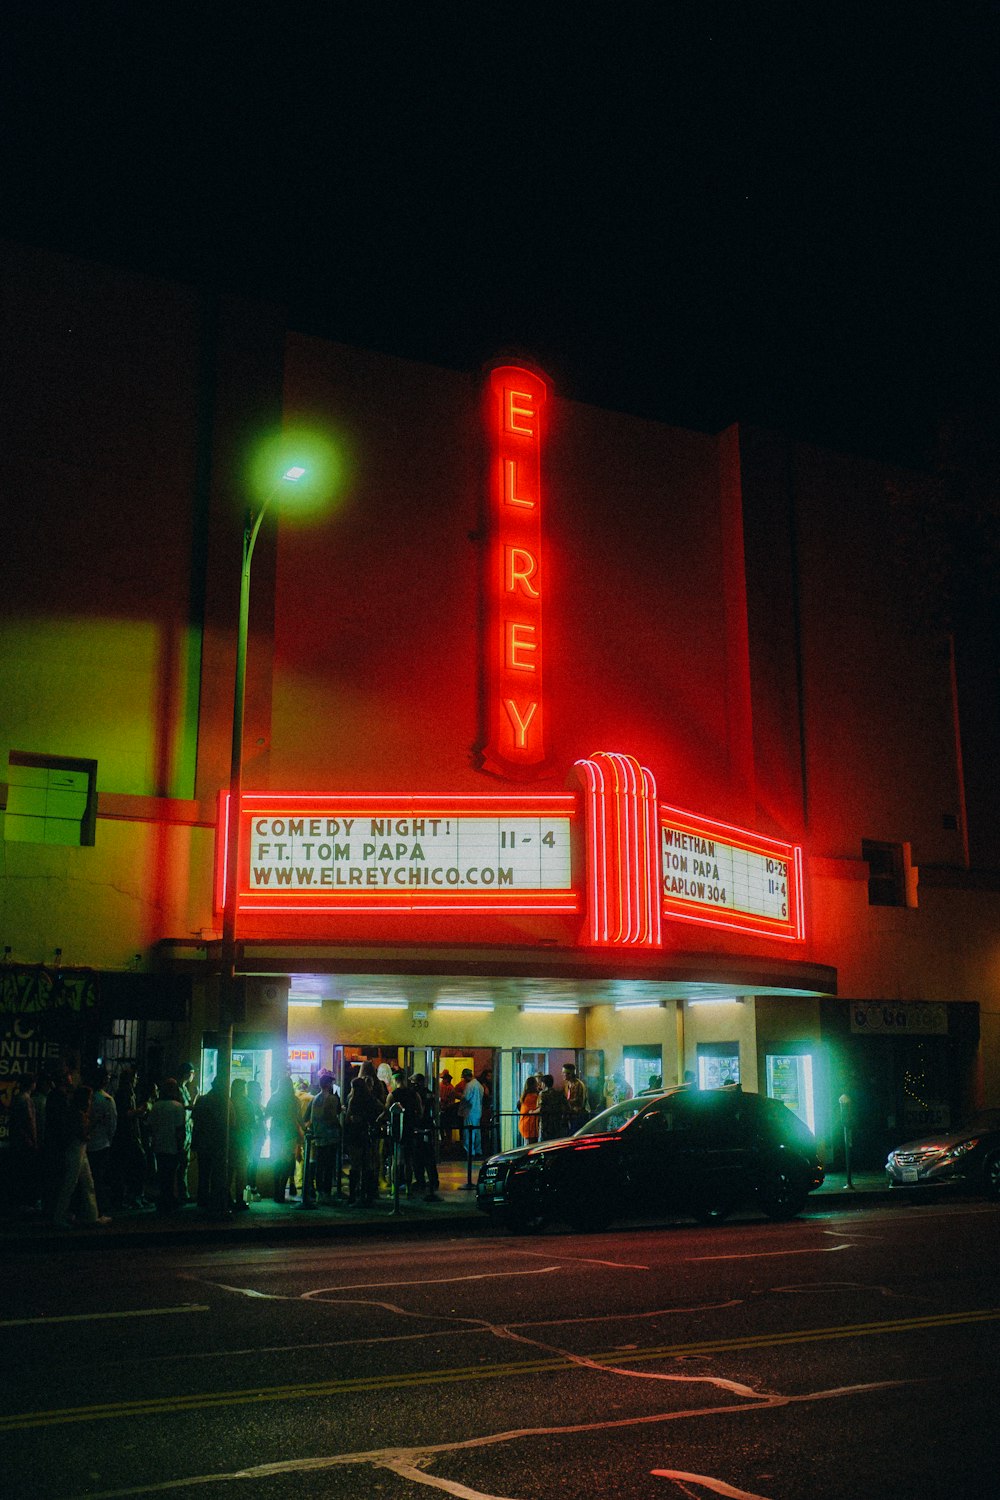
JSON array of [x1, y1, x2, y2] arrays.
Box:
[[481, 363, 548, 777]]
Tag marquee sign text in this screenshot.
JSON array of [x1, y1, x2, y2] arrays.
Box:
[[660, 806, 805, 941]]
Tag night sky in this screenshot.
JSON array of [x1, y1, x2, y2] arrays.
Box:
[[2, 5, 998, 465]]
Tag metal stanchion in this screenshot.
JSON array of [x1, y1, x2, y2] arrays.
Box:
[[463, 1122, 476, 1190], [389, 1102, 403, 1215]]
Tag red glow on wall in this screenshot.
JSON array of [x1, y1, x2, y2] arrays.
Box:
[[481, 363, 549, 777], [659, 803, 805, 941], [575, 752, 662, 947]]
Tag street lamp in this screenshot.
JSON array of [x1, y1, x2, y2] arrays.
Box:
[[215, 464, 306, 1210]]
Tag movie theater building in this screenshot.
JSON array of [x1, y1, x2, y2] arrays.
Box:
[[2, 242, 999, 1167]]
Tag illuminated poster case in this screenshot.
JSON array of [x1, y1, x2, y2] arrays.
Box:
[[659, 805, 805, 942], [216, 793, 580, 917]]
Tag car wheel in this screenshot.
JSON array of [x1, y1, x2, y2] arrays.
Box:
[[504, 1203, 548, 1234], [503, 1179, 548, 1234], [983, 1152, 1000, 1202], [568, 1202, 613, 1234], [758, 1164, 808, 1221]]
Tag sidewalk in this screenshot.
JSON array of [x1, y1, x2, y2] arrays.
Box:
[[0, 1166, 903, 1253], [811, 1169, 895, 1203]]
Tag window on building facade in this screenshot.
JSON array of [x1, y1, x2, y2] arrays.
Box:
[[4, 751, 97, 846], [623, 1044, 662, 1096], [696, 1042, 741, 1089], [862, 838, 907, 907]]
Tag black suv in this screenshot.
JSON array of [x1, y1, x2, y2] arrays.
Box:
[[477, 1085, 825, 1232]]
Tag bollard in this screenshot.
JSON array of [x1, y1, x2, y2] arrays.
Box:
[[334, 1137, 347, 1199], [838, 1093, 855, 1190]]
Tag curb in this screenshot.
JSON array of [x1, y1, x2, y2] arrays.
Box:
[[3, 1182, 985, 1254]]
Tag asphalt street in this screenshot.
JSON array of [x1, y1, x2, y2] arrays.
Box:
[[2, 1194, 997, 1500]]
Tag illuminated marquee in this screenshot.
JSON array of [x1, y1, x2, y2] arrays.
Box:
[[216, 792, 578, 915], [481, 363, 548, 777], [659, 805, 805, 941]]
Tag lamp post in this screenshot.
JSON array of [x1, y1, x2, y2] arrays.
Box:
[[216, 465, 305, 1211]]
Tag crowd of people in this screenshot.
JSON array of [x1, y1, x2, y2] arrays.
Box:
[[517, 1062, 591, 1142], [1, 1059, 459, 1224], [2, 1055, 630, 1226], [3, 1062, 197, 1226]]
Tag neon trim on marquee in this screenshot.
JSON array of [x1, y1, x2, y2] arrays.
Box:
[[215, 792, 579, 916], [575, 752, 662, 947]]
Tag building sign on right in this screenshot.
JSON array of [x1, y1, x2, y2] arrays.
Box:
[[850, 1001, 948, 1035], [660, 805, 805, 941]]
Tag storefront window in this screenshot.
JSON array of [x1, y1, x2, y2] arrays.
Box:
[[623, 1045, 662, 1097], [200, 1046, 218, 1092], [697, 1044, 740, 1089], [766, 1053, 815, 1131]]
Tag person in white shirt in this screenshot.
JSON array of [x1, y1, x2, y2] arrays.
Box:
[[148, 1078, 186, 1214], [458, 1068, 485, 1157]]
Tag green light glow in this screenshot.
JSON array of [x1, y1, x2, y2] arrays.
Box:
[[246, 425, 348, 521]]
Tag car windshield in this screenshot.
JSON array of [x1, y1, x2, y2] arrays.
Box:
[[574, 1095, 666, 1136]]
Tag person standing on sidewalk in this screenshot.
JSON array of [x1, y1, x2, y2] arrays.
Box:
[[411, 1074, 441, 1202], [562, 1063, 590, 1134], [343, 1073, 382, 1206], [148, 1078, 186, 1214], [265, 1075, 303, 1204], [518, 1076, 541, 1143], [537, 1074, 569, 1141], [53, 1085, 111, 1227], [386, 1070, 423, 1194], [41, 1070, 72, 1219], [229, 1077, 254, 1211], [245, 1078, 265, 1199], [86, 1068, 117, 1218], [192, 1073, 233, 1214], [112, 1066, 149, 1209], [458, 1068, 485, 1157], [306, 1071, 342, 1202], [177, 1062, 198, 1202]]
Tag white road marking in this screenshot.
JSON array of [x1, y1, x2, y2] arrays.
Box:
[[652, 1469, 772, 1498], [688, 1243, 854, 1262], [517, 1300, 744, 1330], [137, 1302, 747, 1366], [210, 1284, 288, 1300], [0, 1304, 208, 1329], [379, 1458, 518, 1499], [509, 1246, 649, 1270], [550, 1256, 650, 1269], [301, 1267, 560, 1297], [71, 1379, 911, 1499], [770, 1280, 916, 1300]]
